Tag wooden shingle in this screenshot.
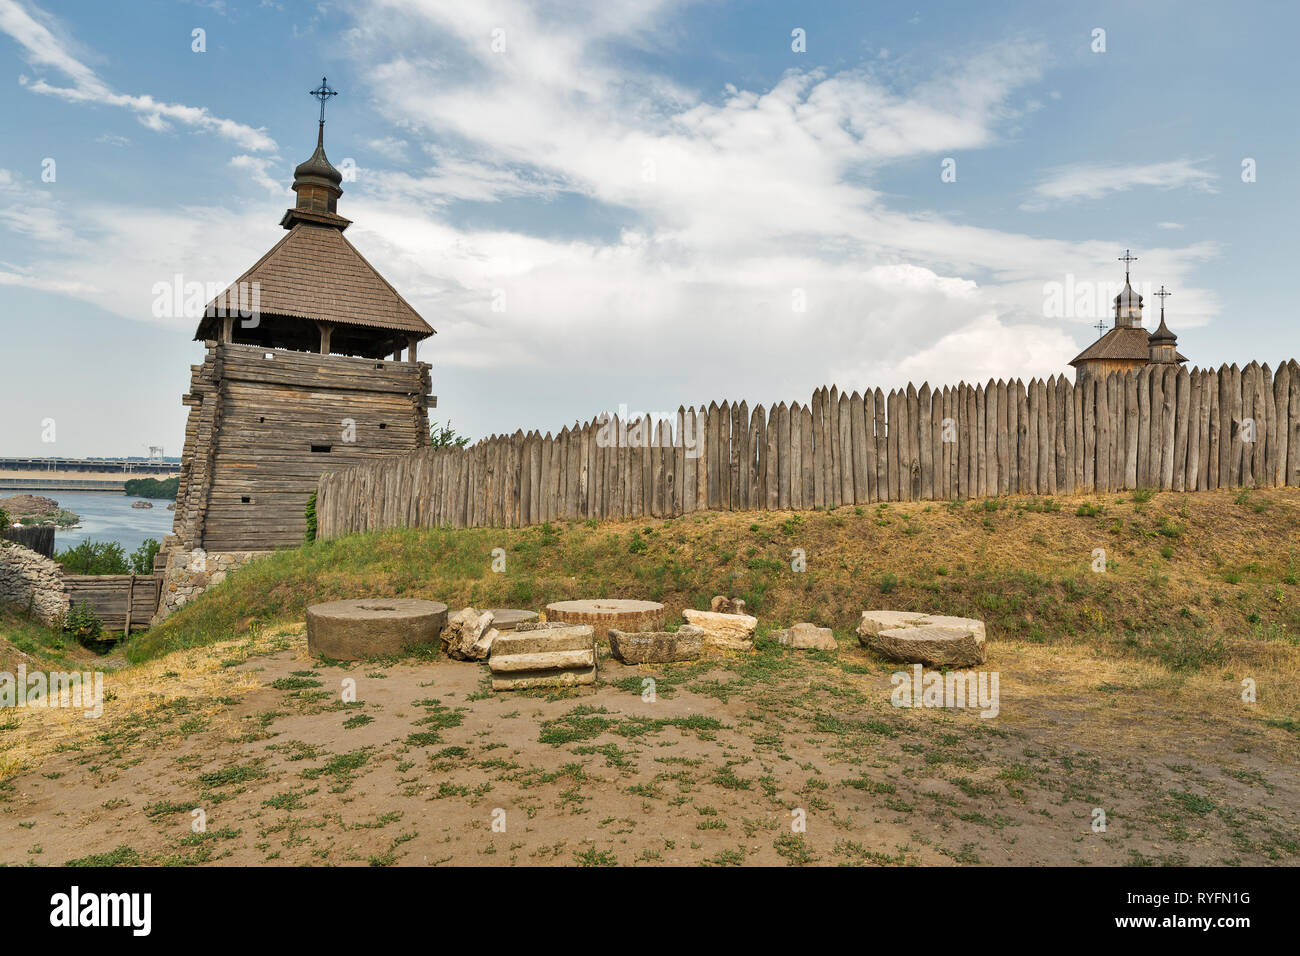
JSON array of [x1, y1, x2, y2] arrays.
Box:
[[196, 222, 434, 340]]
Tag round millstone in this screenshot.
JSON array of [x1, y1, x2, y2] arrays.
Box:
[[484, 609, 539, 632], [856, 610, 986, 668], [307, 598, 449, 661], [544, 599, 665, 643]]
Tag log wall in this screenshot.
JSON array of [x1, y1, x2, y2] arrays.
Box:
[[172, 342, 432, 551], [316, 361, 1300, 538]]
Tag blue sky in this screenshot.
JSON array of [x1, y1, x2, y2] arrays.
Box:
[[0, 0, 1296, 457]]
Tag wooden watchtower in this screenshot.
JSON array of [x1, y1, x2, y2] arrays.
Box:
[[169, 80, 435, 553]]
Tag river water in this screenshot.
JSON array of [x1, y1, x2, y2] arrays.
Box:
[[5, 490, 176, 556]]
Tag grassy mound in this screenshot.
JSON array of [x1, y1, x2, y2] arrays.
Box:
[[127, 488, 1300, 672]]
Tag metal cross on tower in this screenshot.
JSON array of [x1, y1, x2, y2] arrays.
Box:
[[1093, 318, 1107, 339], [1118, 248, 1138, 281], [309, 77, 338, 127], [1155, 285, 1171, 318]]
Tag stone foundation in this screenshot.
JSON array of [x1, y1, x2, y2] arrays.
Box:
[[154, 545, 268, 622], [0, 541, 68, 625]]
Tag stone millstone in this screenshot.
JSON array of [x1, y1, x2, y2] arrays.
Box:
[[682, 609, 757, 652], [485, 609, 539, 632], [772, 623, 837, 651], [489, 623, 597, 691], [307, 599, 448, 661], [544, 600, 665, 643], [608, 625, 704, 664], [857, 611, 986, 667]]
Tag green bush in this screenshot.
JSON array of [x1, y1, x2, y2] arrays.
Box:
[[304, 491, 317, 544], [63, 601, 103, 641], [130, 538, 161, 574], [123, 476, 179, 499], [428, 420, 471, 449], [57, 540, 130, 575]]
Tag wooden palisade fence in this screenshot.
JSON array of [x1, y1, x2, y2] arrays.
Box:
[[316, 361, 1300, 539], [1, 524, 55, 558]]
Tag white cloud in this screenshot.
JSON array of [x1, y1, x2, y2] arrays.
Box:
[[0, 0, 276, 152], [367, 136, 410, 161], [0, 167, 68, 242], [229, 154, 289, 195], [1022, 158, 1217, 209], [0, 0, 1224, 443]]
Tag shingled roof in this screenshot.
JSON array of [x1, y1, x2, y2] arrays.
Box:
[[1069, 326, 1186, 367], [195, 222, 434, 341]]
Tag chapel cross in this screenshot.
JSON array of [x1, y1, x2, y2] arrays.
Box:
[[1155, 285, 1171, 317], [309, 77, 339, 128], [1118, 249, 1138, 281]]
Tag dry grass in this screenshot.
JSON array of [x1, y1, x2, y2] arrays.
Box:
[[3, 620, 1297, 866], [131, 488, 1300, 675], [1, 489, 1297, 868]]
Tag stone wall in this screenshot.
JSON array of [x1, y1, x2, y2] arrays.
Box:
[[154, 541, 267, 622], [0, 540, 69, 625]]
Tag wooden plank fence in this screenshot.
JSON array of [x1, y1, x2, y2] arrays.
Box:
[[63, 574, 162, 634], [315, 361, 1300, 538], [1, 525, 55, 558]]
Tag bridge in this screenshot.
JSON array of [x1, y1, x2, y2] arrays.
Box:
[[0, 457, 181, 493]]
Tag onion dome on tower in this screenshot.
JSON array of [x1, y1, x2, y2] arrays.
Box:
[[1114, 277, 1143, 327], [1148, 286, 1185, 366], [193, 76, 433, 358], [282, 78, 348, 230]]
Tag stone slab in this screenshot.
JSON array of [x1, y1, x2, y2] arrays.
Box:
[[442, 607, 495, 660], [856, 610, 932, 635], [683, 608, 757, 652], [470, 628, 499, 661], [772, 622, 837, 651], [491, 624, 595, 657], [491, 664, 597, 691], [608, 625, 704, 664], [488, 647, 597, 673]]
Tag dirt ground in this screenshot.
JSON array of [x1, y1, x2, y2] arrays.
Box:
[[2, 624, 1296, 867]]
